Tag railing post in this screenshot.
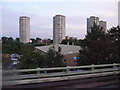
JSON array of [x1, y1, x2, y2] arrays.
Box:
[[12, 69, 18, 76], [12, 70, 19, 80], [66, 66, 71, 73], [91, 64, 95, 71], [37, 67, 40, 75], [113, 63, 117, 69], [44, 71, 47, 74]]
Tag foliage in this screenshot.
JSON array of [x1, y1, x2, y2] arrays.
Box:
[[77, 24, 120, 65], [2, 37, 64, 68], [2, 37, 21, 54], [45, 46, 64, 67], [3, 25, 120, 68], [106, 26, 120, 63], [61, 38, 79, 45], [18, 50, 45, 69]]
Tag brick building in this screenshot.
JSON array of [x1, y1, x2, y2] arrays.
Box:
[[35, 44, 80, 66]]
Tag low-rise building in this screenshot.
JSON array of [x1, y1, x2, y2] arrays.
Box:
[[35, 44, 81, 66]]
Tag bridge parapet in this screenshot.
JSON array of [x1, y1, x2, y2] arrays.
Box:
[[2, 63, 120, 86]]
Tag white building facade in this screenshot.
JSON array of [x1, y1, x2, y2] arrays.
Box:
[[87, 16, 99, 33], [99, 20, 107, 32], [53, 15, 66, 44], [19, 16, 30, 43], [87, 16, 107, 33]]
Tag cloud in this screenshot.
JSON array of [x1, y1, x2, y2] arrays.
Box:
[[2, 0, 119, 2], [66, 16, 87, 39], [2, 8, 20, 38], [2, 7, 53, 39], [2, 1, 118, 39]]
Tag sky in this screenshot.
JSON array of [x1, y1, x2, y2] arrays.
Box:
[[1, 0, 119, 39]]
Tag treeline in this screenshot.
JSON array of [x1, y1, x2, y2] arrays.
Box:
[[2, 38, 64, 69], [18, 46, 64, 69], [77, 24, 120, 65], [2, 24, 120, 68], [2, 37, 21, 54]]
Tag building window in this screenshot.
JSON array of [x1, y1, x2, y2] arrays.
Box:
[[63, 59, 66, 63]]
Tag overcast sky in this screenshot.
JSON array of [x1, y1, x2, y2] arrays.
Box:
[[1, 0, 119, 39]]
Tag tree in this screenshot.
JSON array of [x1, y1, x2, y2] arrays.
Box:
[[2, 37, 20, 54], [45, 46, 64, 67], [18, 51, 45, 69], [18, 45, 64, 69], [8, 37, 13, 41], [30, 38, 36, 43], [107, 26, 120, 63], [77, 23, 108, 65], [61, 39, 69, 45], [15, 38, 19, 42], [36, 37, 42, 40], [61, 38, 79, 45], [2, 37, 8, 43], [17, 43, 46, 69]]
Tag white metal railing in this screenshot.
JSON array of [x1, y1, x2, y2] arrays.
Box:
[[3, 63, 120, 81]]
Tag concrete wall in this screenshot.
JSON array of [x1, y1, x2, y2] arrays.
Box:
[[87, 16, 99, 33], [87, 16, 107, 33], [53, 15, 66, 44], [19, 16, 30, 43], [99, 21, 107, 32]]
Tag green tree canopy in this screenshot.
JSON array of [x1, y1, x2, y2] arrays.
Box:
[[45, 46, 64, 67], [106, 26, 120, 63], [77, 24, 119, 65]]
